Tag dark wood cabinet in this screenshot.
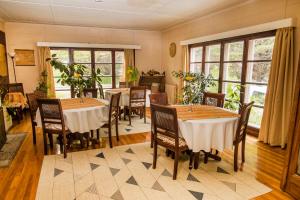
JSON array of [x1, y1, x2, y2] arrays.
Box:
[[0, 107, 7, 149], [138, 71, 165, 92]]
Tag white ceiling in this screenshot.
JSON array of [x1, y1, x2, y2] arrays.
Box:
[[0, 0, 248, 30]]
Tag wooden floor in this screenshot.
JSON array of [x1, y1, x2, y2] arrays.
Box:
[[0, 114, 294, 200]]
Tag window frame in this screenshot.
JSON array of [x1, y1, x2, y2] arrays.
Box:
[[188, 30, 276, 134], [50, 47, 129, 97]]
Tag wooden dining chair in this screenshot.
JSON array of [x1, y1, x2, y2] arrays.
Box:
[[8, 83, 24, 95], [101, 92, 121, 148], [233, 101, 254, 171], [126, 86, 147, 126], [203, 92, 225, 108], [151, 104, 191, 180], [98, 84, 105, 99], [149, 93, 168, 147], [26, 92, 47, 145], [83, 88, 98, 98], [37, 98, 70, 158], [119, 81, 127, 88]]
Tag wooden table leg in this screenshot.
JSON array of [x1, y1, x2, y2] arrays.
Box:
[[203, 150, 222, 164], [193, 152, 200, 169]]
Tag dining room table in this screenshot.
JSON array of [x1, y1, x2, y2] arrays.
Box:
[[105, 87, 151, 107], [36, 97, 109, 134], [147, 104, 240, 169]]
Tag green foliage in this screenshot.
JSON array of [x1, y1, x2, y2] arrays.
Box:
[[224, 84, 242, 111], [126, 66, 139, 83], [48, 54, 102, 97], [172, 71, 215, 104], [36, 70, 48, 94]]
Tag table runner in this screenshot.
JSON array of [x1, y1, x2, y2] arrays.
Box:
[[61, 98, 105, 110]]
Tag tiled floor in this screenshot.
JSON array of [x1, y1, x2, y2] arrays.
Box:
[[36, 142, 271, 200]]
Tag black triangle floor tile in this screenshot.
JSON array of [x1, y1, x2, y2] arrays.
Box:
[[189, 190, 204, 200]]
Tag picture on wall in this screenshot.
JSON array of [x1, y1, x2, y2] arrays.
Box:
[[15, 49, 35, 66]]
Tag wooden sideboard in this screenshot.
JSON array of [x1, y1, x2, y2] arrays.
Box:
[[138, 71, 165, 92], [0, 107, 7, 149]]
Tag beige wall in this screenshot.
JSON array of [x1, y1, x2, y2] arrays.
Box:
[[5, 22, 162, 93], [162, 0, 300, 86]]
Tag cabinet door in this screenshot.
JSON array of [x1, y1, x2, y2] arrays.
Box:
[[284, 100, 300, 199]]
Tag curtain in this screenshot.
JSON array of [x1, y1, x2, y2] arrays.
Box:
[[258, 27, 296, 148], [37, 47, 56, 97], [124, 49, 135, 82], [177, 45, 189, 103]]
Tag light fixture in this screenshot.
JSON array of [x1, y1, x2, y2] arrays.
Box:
[[8, 50, 17, 83], [95, 0, 104, 2]]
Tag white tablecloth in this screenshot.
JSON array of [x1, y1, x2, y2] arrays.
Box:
[[105, 88, 151, 107], [36, 100, 109, 133], [178, 117, 239, 152]]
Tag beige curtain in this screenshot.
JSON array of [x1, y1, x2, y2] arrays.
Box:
[[177, 45, 189, 103], [37, 47, 56, 97], [124, 49, 135, 82], [258, 27, 296, 148]]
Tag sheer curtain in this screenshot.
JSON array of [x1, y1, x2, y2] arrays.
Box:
[[37, 47, 56, 97], [258, 27, 296, 148]]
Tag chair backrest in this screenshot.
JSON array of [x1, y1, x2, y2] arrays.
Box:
[[119, 81, 127, 88], [26, 92, 47, 120], [108, 92, 121, 123], [8, 83, 24, 94], [151, 104, 179, 146], [37, 98, 65, 131], [203, 92, 225, 108], [83, 88, 98, 98], [235, 101, 254, 142], [149, 93, 168, 105], [98, 84, 104, 99], [129, 86, 146, 106]]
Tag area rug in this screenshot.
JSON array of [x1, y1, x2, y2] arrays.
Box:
[[36, 142, 271, 200], [0, 133, 26, 167]]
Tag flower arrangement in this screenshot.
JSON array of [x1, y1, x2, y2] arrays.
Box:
[[47, 54, 102, 97], [126, 66, 139, 85], [172, 71, 215, 104]]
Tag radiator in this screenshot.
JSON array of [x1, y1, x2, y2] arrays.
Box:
[[165, 83, 177, 104]]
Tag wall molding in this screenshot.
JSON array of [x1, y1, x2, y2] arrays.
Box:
[[37, 42, 141, 49], [180, 18, 296, 45]]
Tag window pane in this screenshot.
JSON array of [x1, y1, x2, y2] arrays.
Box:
[[190, 63, 202, 73], [206, 80, 219, 93], [51, 49, 69, 63], [248, 37, 275, 60], [223, 63, 242, 81], [249, 107, 264, 127], [116, 76, 121, 88], [55, 90, 71, 99], [95, 51, 112, 63], [205, 63, 219, 79], [247, 62, 270, 83], [73, 50, 91, 63], [116, 63, 124, 76], [205, 44, 221, 61], [224, 41, 244, 61], [190, 47, 202, 62], [116, 51, 124, 63], [101, 76, 113, 88], [96, 64, 112, 76], [82, 64, 92, 76], [244, 84, 267, 106], [54, 78, 70, 90]]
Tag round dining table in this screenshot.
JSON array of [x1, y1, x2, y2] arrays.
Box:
[[36, 98, 109, 134]]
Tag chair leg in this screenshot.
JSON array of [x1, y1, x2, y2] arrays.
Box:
[[96, 129, 100, 140], [234, 143, 239, 172], [242, 136, 246, 163], [173, 151, 179, 180], [48, 133, 54, 148], [32, 124, 36, 145], [62, 133, 67, 158], [150, 128, 153, 148], [90, 130, 94, 138], [116, 119, 119, 142], [189, 151, 194, 170], [153, 141, 157, 169], [43, 131, 48, 155], [108, 126, 113, 148], [129, 107, 132, 126]]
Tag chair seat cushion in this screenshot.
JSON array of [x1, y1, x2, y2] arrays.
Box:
[[157, 134, 187, 148], [45, 123, 68, 131]]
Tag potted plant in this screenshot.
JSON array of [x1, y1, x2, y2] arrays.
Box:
[[172, 71, 215, 104], [47, 54, 102, 97], [224, 84, 243, 111], [35, 70, 48, 96], [126, 66, 139, 87]]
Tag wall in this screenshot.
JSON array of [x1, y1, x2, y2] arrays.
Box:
[[4, 22, 162, 93], [162, 0, 300, 86]]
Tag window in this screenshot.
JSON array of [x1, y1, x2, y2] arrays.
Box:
[[189, 31, 275, 128], [50, 48, 126, 97]]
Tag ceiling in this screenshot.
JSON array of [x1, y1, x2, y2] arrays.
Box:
[[0, 0, 248, 30]]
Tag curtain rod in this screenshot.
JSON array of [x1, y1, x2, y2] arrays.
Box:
[[180, 18, 295, 46], [37, 42, 141, 49]]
